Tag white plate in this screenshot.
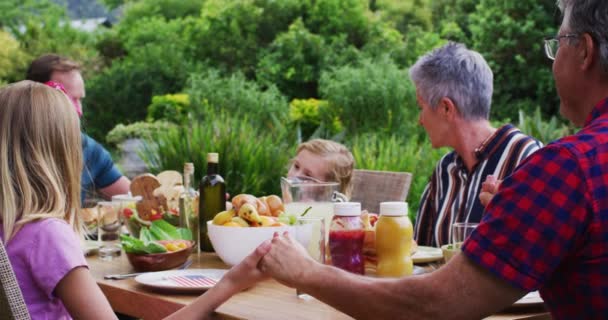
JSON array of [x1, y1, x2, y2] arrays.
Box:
[[412, 246, 443, 264], [135, 269, 227, 292], [82, 240, 100, 256], [513, 291, 543, 307]]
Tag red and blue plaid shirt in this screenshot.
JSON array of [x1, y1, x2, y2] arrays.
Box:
[[463, 97, 608, 319]]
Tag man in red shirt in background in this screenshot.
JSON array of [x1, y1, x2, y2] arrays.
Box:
[[252, 0, 608, 319]]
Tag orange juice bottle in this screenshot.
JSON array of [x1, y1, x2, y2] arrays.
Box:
[[376, 202, 413, 277]]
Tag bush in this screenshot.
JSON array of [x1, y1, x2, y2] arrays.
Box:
[[106, 121, 177, 145], [139, 112, 295, 197], [84, 40, 197, 140], [256, 19, 326, 99], [187, 70, 290, 130], [0, 30, 29, 84], [517, 107, 573, 144], [119, 0, 204, 28], [348, 133, 446, 220], [289, 98, 343, 141], [371, 0, 433, 35], [469, 0, 559, 120], [319, 56, 419, 136], [147, 93, 191, 123], [305, 0, 370, 47]]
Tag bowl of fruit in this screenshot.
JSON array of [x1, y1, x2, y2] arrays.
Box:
[[121, 220, 194, 272], [208, 194, 300, 266]]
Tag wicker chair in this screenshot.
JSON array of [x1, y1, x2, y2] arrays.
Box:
[[350, 169, 413, 213], [0, 238, 30, 320]]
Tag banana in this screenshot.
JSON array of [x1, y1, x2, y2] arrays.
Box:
[[231, 216, 250, 227], [259, 215, 275, 227], [238, 203, 263, 224], [213, 209, 236, 225]]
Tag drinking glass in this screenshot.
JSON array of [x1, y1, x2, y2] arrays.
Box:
[[451, 222, 479, 250], [111, 194, 142, 237], [295, 216, 325, 299], [96, 201, 122, 260]]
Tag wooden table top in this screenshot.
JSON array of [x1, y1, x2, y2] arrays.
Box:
[[87, 253, 549, 320]]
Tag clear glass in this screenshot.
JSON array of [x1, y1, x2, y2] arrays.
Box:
[[96, 201, 122, 260], [329, 215, 365, 274], [180, 163, 199, 251], [281, 177, 339, 239], [295, 216, 325, 299], [451, 222, 479, 249], [111, 194, 142, 237]]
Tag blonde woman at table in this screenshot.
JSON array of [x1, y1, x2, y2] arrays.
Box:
[[287, 138, 355, 198], [0, 81, 271, 320]]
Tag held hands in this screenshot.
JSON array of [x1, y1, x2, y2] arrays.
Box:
[[221, 239, 272, 292], [259, 232, 317, 288], [479, 175, 502, 207]]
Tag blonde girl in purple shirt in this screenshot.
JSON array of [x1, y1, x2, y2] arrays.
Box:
[[0, 81, 269, 319]]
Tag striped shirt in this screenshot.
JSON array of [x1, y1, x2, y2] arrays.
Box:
[[414, 124, 542, 247]]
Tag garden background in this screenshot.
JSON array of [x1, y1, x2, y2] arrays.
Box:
[[0, 0, 574, 219]]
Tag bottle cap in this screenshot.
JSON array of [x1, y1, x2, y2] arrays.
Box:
[[207, 153, 219, 163], [184, 162, 194, 174], [379, 202, 408, 216], [334, 202, 361, 216]]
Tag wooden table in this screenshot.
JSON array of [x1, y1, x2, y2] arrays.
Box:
[[87, 253, 549, 320]]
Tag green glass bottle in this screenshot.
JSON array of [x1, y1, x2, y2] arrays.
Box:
[[199, 153, 226, 252]]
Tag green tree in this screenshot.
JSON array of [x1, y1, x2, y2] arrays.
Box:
[[371, 0, 433, 35], [306, 0, 370, 47], [469, 0, 559, 120], [256, 19, 325, 99], [0, 30, 29, 84], [319, 56, 418, 136]]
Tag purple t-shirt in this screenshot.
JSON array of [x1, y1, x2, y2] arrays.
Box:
[[1, 218, 88, 319]]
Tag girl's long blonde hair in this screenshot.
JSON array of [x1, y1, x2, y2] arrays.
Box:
[[295, 139, 355, 198], [0, 81, 82, 242]]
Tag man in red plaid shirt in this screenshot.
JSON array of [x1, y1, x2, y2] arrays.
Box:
[[250, 1, 608, 319]]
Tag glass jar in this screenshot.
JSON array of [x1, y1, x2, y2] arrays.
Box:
[[376, 202, 413, 277], [329, 202, 365, 274]]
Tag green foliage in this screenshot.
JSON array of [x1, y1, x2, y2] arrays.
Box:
[[469, 0, 559, 120], [147, 93, 191, 123], [0, 31, 29, 84], [402, 25, 446, 67], [256, 19, 325, 98], [139, 113, 295, 197], [187, 70, 290, 130], [319, 57, 418, 136], [0, 0, 64, 32], [430, 0, 478, 41], [517, 107, 573, 144], [306, 0, 369, 47], [372, 0, 433, 34], [106, 121, 177, 145], [187, 0, 265, 76], [289, 98, 343, 140], [348, 133, 446, 219], [84, 43, 196, 140], [119, 0, 204, 28]]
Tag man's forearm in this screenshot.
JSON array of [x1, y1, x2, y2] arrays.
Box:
[[297, 254, 524, 320], [299, 264, 440, 319]]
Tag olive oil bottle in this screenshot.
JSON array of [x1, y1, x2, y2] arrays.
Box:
[[199, 153, 226, 252]]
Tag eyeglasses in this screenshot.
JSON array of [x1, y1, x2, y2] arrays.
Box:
[[544, 34, 579, 60]]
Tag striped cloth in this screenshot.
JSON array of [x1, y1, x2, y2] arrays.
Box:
[[414, 124, 542, 247]]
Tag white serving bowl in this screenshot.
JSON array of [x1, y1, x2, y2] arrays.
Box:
[[207, 221, 295, 266]]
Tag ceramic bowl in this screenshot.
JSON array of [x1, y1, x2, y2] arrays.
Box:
[[126, 240, 194, 272], [207, 221, 295, 266]]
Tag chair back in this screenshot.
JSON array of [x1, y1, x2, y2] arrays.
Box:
[[0, 238, 30, 320], [350, 169, 413, 213]]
